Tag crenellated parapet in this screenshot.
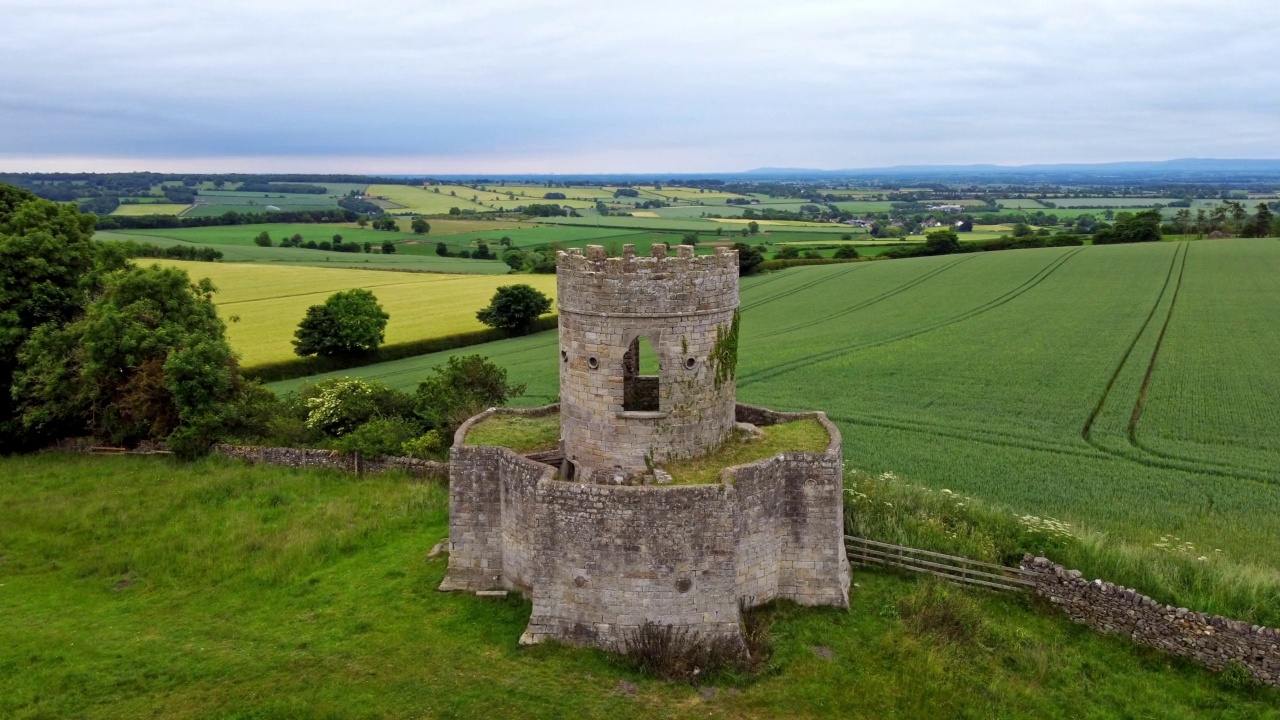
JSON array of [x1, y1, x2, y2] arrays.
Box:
[[556, 245, 738, 317]]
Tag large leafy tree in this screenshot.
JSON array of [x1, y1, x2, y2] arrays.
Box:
[[0, 184, 100, 449], [476, 284, 552, 335], [293, 289, 390, 357], [12, 264, 255, 456], [922, 228, 962, 255]]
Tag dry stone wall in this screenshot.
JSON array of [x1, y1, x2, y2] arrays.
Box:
[[211, 444, 447, 479], [1022, 556, 1279, 686], [556, 245, 739, 472]]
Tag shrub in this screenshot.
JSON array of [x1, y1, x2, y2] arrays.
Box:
[[302, 377, 413, 437], [774, 245, 800, 260], [332, 418, 422, 458], [414, 354, 525, 433], [732, 242, 764, 275], [502, 249, 527, 271], [293, 289, 390, 358], [833, 245, 860, 259], [621, 622, 748, 683], [402, 429, 447, 460]]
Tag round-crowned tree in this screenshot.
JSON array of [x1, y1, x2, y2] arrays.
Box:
[[293, 289, 389, 357], [476, 284, 552, 335]]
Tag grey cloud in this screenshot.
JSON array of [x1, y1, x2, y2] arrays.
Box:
[[1, 0, 1277, 171]]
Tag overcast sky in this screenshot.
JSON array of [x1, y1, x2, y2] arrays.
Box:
[[2, 0, 1277, 173]]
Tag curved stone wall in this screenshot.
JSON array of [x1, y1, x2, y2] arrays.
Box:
[[555, 245, 739, 472], [440, 403, 850, 650]]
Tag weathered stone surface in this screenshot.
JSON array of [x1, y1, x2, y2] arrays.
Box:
[[441, 252, 849, 651], [556, 246, 740, 472], [211, 444, 447, 479], [441, 403, 849, 650], [1021, 555, 1279, 686]]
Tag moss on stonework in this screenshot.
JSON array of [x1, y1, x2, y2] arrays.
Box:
[[659, 417, 829, 485], [709, 309, 740, 389], [465, 412, 560, 453]]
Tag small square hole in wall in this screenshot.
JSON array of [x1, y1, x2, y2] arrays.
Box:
[[561, 350, 568, 362]]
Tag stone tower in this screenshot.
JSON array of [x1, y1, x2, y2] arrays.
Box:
[[557, 243, 739, 479], [440, 244, 850, 651]]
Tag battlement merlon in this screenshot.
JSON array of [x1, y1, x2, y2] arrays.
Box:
[[555, 244, 738, 274], [556, 245, 740, 317]]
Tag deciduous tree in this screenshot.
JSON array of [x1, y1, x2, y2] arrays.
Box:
[[476, 284, 551, 335], [293, 289, 389, 357]]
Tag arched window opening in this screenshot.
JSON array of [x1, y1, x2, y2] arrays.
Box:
[[623, 336, 660, 411]]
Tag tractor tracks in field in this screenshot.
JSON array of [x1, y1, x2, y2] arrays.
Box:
[[757, 255, 976, 339], [738, 264, 867, 313], [1081, 243, 1184, 441], [827, 411, 1109, 462], [1128, 243, 1188, 443], [738, 247, 1083, 388], [1079, 243, 1277, 485]]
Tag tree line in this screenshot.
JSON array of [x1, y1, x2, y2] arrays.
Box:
[[0, 182, 556, 462], [95, 208, 359, 230]]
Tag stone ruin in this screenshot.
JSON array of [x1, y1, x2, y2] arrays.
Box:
[[440, 244, 850, 650]]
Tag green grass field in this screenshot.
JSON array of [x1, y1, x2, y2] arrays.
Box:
[[831, 201, 896, 213], [110, 202, 192, 216], [96, 231, 513, 274], [368, 184, 501, 214], [994, 198, 1050, 209], [156, 260, 556, 368], [1048, 197, 1184, 208], [539, 214, 861, 236], [2, 453, 1273, 719], [271, 239, 1280, 576]]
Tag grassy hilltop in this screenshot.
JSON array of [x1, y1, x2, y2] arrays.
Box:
[[2, 453, 1275, 719]]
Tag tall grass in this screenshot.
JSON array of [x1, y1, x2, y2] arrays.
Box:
[[846, 470, 1280, 627]]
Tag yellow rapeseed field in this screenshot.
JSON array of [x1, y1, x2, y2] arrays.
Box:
[[160, 260, 557, 367]]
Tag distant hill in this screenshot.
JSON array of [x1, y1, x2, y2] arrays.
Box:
[[746, 158, 1280, 179]]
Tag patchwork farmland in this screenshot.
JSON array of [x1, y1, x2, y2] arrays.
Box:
[[271, 239, 1280, 572], [160, 260, 557, 367]]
